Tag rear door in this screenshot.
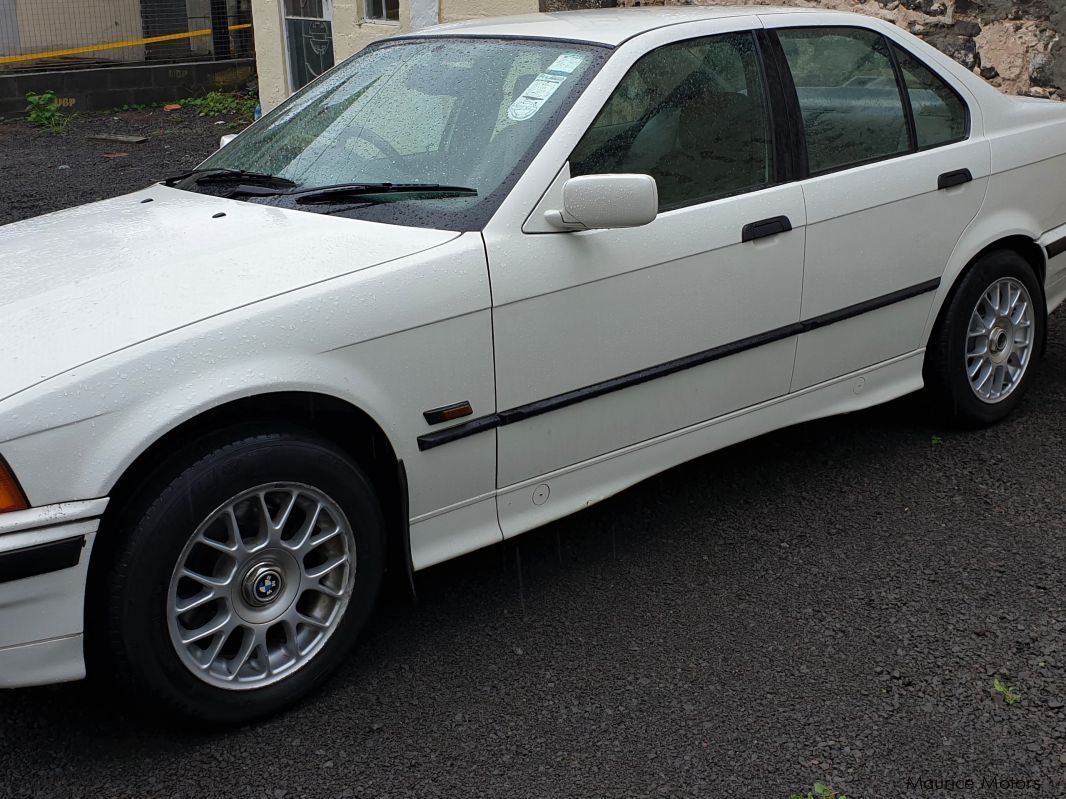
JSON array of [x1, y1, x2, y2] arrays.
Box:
[[763, 18, 991, 391]]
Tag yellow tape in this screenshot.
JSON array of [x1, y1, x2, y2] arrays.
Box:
[[0, 23, 253, 66]]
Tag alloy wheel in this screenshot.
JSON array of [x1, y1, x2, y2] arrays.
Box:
[[965, 277, 1035, 404], [166, 483, 356, 690]]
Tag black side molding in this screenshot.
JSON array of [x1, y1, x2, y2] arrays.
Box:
[[742, 216, 793, 243], [1046, 235, 1066, 260], [417, 278, 941, 452], [938, 169, 973, 190], [0, 536, 84, 584]]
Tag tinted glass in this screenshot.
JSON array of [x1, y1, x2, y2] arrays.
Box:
[[198, 38, 606, 230], [778, 27, 909, 174], [891, 43, 967, 149], [570, 32, 774, 210]]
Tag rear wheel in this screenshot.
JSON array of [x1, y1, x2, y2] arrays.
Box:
[[99, 429, 384, 724], [925, 250, 1044, 427]]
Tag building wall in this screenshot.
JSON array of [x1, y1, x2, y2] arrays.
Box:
[[252, 0, 539, 110], [250, 0, 286, 106], [614, 0, 1064, 101], [13, 0, 145, 63]]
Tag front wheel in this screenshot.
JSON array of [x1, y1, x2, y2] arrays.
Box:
[[98, 430, 385, 724], [925, 249, 1044, 427]]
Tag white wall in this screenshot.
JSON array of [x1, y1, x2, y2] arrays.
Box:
[[251, 0, 539, 110]]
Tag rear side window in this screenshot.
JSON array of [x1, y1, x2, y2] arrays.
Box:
[[891, 43, 968, 149], [777, 27, 909, 175], [570, 32, 775, 210]]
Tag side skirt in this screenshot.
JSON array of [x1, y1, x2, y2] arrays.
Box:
[[495, 350, 925, 540], [406, 349, 926, 571]]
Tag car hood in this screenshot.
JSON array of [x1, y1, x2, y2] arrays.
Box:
[[0, 185, 460, 402]]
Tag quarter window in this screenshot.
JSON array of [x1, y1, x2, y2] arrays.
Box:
[[777, 27, 909, 175], [570, 32, 775, 211], [891, 43, 968, 149]]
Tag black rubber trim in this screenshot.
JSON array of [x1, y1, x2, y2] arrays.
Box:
[[418, 413, 503, 450], [742, 216, 793, 243], [938, 169, 973, 191], [1045, 235, 1066, 260], [761, 29, 808, 179], [0, 535, 84, 584], [752, 30, 791, 185], [396, 460, 417, 602], [417, 278, 942, 451], [886, 35, 919, 154], [802, 277, 941, 330], [384, 33, 615, 49]]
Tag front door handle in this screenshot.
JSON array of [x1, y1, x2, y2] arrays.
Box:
[[938, 169, 973, 190], [742, 216, 793, 243]]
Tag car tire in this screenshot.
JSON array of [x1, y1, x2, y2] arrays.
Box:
[[98, 428, 385, 725], [924, 249, 1044, 427]]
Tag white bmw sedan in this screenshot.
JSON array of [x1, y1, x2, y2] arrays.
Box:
[[2, 6, 1064, 723]]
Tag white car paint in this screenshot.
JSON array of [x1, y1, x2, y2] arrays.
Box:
[[1, 6, 1065, 689]]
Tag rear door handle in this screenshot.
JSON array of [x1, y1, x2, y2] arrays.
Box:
[[938, 169, 973, 190], [742, 216, 792, 243]]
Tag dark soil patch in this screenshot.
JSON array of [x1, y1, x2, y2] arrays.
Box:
[[0, 107, 240, 225]]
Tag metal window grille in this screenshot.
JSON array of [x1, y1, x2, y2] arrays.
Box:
[[0, 0, 254, 72]]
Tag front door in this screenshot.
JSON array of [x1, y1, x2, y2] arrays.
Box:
[[486, 30, 807, 536]]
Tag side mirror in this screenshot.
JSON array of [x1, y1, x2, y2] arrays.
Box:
[[219, 133, 238, 149], [545, 174, 658, 231]]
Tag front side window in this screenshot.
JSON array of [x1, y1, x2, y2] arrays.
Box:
[[570, 32, 775, 211], [777, 27, 909, 175], [195, 38, 607, 230], [891, 43, 968, 149], [365, 0, 398, 22]]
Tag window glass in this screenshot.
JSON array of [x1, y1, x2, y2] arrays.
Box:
[[285, 0, 325, 17], [570, 32, 774, 210], [778, 27, 909, 174], [365, 0, 398, 22], [198, 38, 606, 231], [891, 43, 967, 149]]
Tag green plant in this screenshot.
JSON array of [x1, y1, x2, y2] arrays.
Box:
[[790, 783, 848, 799], [180, 91, 257, 123], [25, 91, 71, 132], [993, 677, 1022, 705], [931, 434, 944, 446]]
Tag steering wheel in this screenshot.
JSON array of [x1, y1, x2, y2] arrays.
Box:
[[338, 125, 419, 182]]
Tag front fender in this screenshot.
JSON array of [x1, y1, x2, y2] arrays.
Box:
[[0, 233, 496, 520]]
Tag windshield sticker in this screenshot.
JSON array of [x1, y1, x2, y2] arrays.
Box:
[[547, 53, 585, 75], [507, 72, 567, 121]]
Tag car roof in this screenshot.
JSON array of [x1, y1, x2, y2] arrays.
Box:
[[415, 6, 825, 47]]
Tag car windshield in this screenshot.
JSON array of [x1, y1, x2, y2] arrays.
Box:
[[193, 36, 608, 230]]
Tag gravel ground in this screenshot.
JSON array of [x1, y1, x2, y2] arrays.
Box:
[[0, 108, 237, 225], [1, 116, 1065, 799]]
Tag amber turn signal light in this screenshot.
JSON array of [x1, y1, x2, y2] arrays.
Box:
[[0, 456, 29, 514]]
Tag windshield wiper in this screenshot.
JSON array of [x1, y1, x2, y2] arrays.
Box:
[[162, 168, 297, 189], [289, 182, 478, 205]]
